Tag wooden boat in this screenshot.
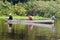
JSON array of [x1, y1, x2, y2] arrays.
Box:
[[7, 20, 54, 24]]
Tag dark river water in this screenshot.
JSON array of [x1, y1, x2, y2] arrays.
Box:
[[0, 19, 60, 40]]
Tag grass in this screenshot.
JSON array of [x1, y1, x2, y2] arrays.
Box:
[[0, 16, 49, 20]]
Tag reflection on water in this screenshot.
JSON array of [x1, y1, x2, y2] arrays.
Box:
[[35, 36, 48, 40], [0, 19, 58, 40], [51, 24, 55, 33], [28, 24, 33, 30]]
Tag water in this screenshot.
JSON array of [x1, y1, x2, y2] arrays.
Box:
[[0, 19, 60, 40]]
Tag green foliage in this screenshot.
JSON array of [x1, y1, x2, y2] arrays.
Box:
[[0, 0, 60, 18], [14, 3, 27, 16], [0, 2, 27, 16], [28, 1, 60, 17], [56, 0, 60, 4]]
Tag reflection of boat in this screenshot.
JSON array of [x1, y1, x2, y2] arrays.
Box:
[[5, 20, 54, 30], [5, 20, 55, 32], [7, 20, 54, 24], [6, 20, 54, 28]]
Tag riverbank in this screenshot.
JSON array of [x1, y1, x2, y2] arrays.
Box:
[[0, 16, 49, 20]]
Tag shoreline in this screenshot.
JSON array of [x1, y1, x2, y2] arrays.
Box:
[[0, 16, 49, 20]]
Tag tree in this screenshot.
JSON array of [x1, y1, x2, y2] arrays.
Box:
[[7, 0, 12, 2], [3, 0, 5, 3], [7, 0, 29, 5]]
